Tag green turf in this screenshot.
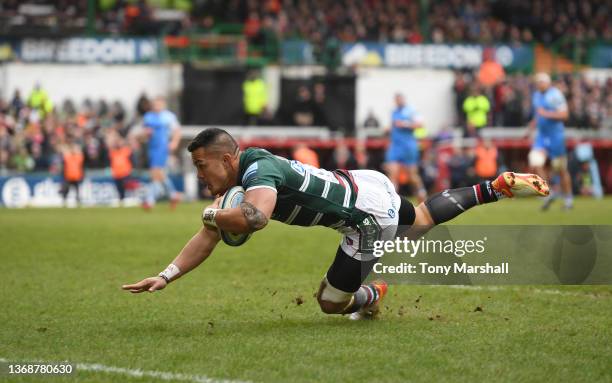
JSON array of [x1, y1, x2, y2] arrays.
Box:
[[1, 198, 611, 382]]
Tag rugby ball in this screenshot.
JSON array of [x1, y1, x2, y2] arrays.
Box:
[[219, 186, 252, 247]]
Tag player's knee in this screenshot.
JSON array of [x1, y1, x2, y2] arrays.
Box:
[[317, 299, 346, 314], [551, 156, 568, 172], [528, 150, 547, 168], [316, 278, 352, 315]]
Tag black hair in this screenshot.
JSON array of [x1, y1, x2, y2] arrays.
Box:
[[187, 128, 238, 153]]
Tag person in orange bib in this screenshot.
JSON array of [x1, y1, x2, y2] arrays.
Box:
[[292, 143, 320, 168], [60, 138, 84, 206], [474, 138, 499, 181], [108, 136, 133, 204]]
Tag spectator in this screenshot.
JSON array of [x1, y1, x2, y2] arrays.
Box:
[[453, 71, 470, 126], [10, 90, 24, 117], [12, 145, 34, 172], [448, 146, 476, 189], [312, 83, 329, 127], [30, 141, 49, 171], [474, 139, 499, 181], [136, 92, 151, 117], [59, 137, 84, 206], [0, 125, 13, 172], [363, 110, 380, 128], [463, 84, 490, 136], [111, 100, 126, 124], [292, 143, 320, 168], [499, 86, 523, 127], [419, 147, 438, 193], [27, 83, 53, 118], [83, 131, 105, 169], [242, 70, 269, 126], [478, 49, 505, 88], [328, 141, 358, 170], [107, 133, 133, 205], [293, 86, 315, 126], [62, 99, 77, 119], [244, 11, 262, 42]]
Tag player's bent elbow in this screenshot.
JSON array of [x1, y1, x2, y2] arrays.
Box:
[[233, 218, 269, 234]]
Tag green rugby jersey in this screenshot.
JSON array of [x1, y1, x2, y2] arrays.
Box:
[[238, 147, 368, 229]]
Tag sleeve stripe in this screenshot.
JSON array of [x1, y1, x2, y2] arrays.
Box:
[[242, 169, 257, 181], [242, 162, 259, 184], [246, 185, 277, 193]]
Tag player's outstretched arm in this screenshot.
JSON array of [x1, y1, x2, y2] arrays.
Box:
[[207, 188, 277, 234], [121, 225, 220, 293]]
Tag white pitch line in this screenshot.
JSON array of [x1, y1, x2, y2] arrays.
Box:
[[0, 358, 251, 383], [434, 285, 607, 298]]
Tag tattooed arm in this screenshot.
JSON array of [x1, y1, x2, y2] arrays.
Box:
[[240, 201, 269, 231], [212, 187, 277, 234]]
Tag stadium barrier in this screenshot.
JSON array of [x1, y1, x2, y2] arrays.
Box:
[[0, 172, 184, 208]]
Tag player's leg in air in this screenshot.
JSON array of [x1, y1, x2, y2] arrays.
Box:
[[316, 170, 549, 319]]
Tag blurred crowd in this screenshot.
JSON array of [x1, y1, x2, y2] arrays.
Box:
[[1, 0, 609, 47], [0, 0, 191, 36], [454, 72, 612, 130], [428, 0, 610, 45], [0, 86, 159, 174]]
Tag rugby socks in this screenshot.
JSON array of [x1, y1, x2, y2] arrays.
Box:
[[162, 175, 177, 197], [145, 181, 163, 205], [424, 180, 503, 225], [343, 284, 379, 314], [564, 194, 574, 209], [144, 177, 178, 205]]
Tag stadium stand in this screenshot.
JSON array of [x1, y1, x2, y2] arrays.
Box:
[[1, 0, 609, 43]]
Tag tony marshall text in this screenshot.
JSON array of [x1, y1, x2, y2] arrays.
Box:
[[373, 262, 509, 275]]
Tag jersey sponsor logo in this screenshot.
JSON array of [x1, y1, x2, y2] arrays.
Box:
[[290, 160, 305, 175], [383, 180, 398, 211], [358, 215, 382, 252], [388, 209, 395, 218]]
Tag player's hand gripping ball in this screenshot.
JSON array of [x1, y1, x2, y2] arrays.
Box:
[[219, 186, 252, 246]]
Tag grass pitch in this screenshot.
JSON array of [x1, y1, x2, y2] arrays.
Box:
[[1, 198, 611, 382]]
